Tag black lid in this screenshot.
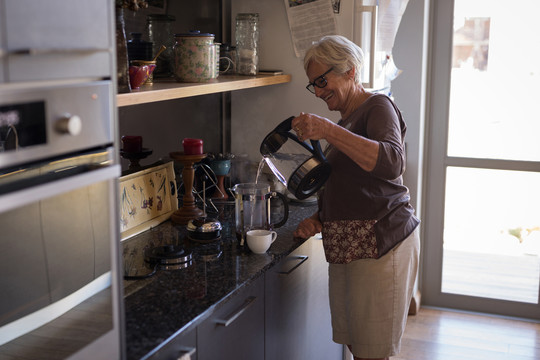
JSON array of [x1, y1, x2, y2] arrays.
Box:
[[260, 116, 294, 155], [174, 30, 214, 37], [147, 14, 176, 21]]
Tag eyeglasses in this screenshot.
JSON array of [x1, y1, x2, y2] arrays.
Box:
[[306, 67, 334, 94]]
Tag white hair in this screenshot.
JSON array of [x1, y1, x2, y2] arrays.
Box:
[[303, 35, 364, 85]]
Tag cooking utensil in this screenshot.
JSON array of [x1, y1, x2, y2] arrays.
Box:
[[231, 182, 288, 249], [152, 45, 167, 62], [260, 116, 331, 200], [129, 63, 155, 89], [187, 216, 222, 242], [187, 171, 223, 242]]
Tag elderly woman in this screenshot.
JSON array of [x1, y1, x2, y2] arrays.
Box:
[[292, 35, 420, 360]]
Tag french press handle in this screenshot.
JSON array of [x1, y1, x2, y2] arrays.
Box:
[[269, 191, 289, 228], [278, 116, 327, 162]]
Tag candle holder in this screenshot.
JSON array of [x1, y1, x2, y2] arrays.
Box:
[[170, 151, 207, 225], [210, 159, 231, 199], [120, 148, 153, 170]]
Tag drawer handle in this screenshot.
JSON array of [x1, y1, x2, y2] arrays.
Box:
[[177, 346, 196, 360], [216, 296, 256, 327], [278, 255, 308, 275], [3, 47, 112, 57]]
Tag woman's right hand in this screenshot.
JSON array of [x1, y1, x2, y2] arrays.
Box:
[[293, 215, 322, 239]]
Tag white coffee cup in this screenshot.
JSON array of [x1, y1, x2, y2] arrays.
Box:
[[246, 229, 277, 254]]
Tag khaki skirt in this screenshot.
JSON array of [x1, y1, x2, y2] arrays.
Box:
[[328, 227, 420, 358]]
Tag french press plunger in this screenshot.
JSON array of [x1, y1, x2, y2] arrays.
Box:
[[260, 116, 331, 200]]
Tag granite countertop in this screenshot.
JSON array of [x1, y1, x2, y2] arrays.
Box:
[[122, 201, 317, 360]]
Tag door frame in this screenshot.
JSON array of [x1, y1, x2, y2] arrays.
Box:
[[421, 0, 540, 319]]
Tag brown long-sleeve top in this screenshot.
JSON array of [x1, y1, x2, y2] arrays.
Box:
[[318, 94, 419, 262]]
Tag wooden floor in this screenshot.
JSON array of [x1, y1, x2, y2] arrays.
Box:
[[442, 250, 540, 303], [394, 307, 540, 360]]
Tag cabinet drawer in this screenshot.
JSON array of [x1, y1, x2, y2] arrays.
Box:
[[2, 0, 113, 82], [146, 327, 197, 360], [197, 276, 264, 360], [5, 0, 110, 51]]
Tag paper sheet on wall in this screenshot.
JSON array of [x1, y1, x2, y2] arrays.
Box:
[[284, 0, 337, 58], [377, 0, 409, 53]]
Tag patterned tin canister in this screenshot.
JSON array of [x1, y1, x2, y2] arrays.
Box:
[[174, 31, 218, 82]]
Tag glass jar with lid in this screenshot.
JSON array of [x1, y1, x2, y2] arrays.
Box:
[[235, 13, 259, 75], [146, 14, 176, 78]]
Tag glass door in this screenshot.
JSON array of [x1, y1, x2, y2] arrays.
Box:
[[423, 0, 540, 319]]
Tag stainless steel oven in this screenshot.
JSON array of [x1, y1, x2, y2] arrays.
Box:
[[0, 80, 123, 359], [0, 1, 123, 357]]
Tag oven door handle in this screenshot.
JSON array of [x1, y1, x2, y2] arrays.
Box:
[[0, 47, 112, 58], [0, 164, 120, 214]]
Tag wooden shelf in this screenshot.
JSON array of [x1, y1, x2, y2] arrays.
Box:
[[117, 74, 292, 107]]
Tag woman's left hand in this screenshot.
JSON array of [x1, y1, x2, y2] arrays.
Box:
[[291, 112, 333, 141], [293, 216, 322, 239], [293, 111, 380, 172]]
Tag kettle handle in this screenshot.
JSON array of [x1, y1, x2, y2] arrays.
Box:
[[276, 116, 295, 132], [310, 139, 326, 162], [277, 116, 327, 162]]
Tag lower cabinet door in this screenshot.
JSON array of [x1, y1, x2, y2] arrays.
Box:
[[265, 237, 342, 360], [147, 327, 197, 360], [197, 276, 264, 360]]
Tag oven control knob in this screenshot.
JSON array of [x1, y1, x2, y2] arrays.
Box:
[[56, 114, 82, 136]]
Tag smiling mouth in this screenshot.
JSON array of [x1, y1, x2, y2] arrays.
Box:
[[323, 93, 333, 101]]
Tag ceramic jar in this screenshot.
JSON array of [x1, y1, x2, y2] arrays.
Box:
[[174, 31, 219, 82], [128, 63, 156, 90]]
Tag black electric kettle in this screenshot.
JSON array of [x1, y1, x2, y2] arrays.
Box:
[[260, 116, 331, 200]]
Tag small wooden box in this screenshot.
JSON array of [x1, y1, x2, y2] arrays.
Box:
[[119, 162, 178, 240]]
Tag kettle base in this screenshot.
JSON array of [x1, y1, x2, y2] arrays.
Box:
[[288, 157, 331, 200]]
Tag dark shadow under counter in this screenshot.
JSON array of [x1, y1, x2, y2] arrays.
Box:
[[122, 202, 317, 360]]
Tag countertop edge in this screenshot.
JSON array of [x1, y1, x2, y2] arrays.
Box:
[[123, 203, 316, 360]]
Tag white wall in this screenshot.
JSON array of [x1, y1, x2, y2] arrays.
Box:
[[230, 0, 336, 163], [392, 0, 429, 217], [390, 0, 429, 305], [231, 0, 429, 216]]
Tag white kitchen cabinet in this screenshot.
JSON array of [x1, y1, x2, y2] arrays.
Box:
[[265, 236, 342, 359]]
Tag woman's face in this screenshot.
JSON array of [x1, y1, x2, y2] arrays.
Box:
[[306, 61, 352, 113]]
